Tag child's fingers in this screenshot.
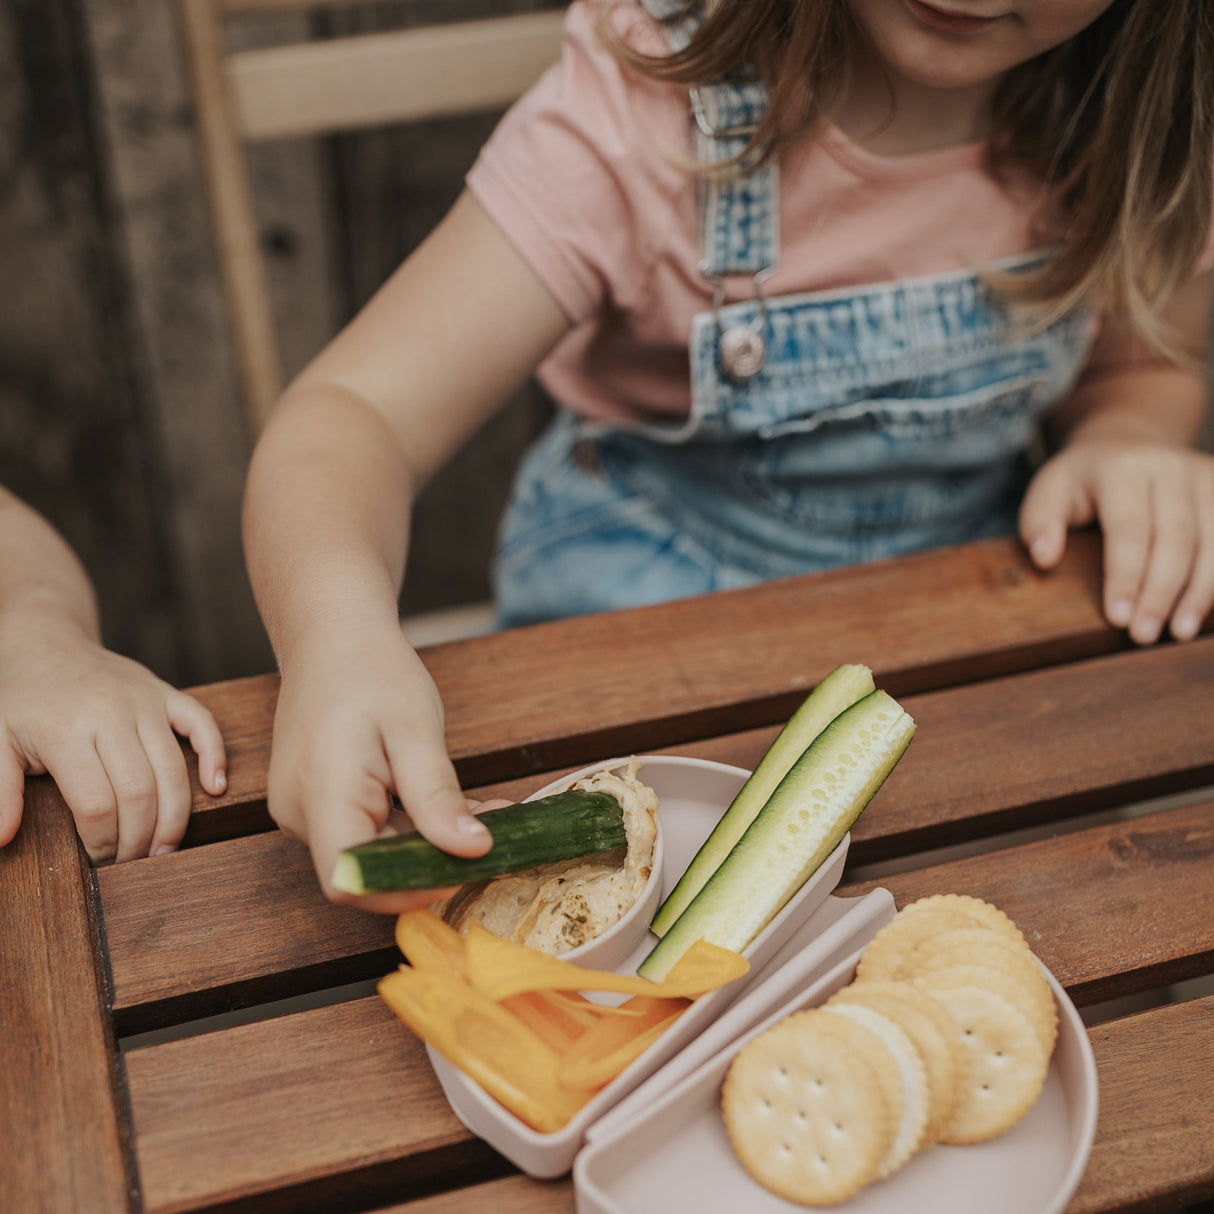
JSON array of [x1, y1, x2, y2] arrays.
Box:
[[46, 743, 120, 864], [166, 690, 228, 797], [1095, 463, 1152, 630], [1169, 477, 1214, 641], [95, 732, 160, 863], [385, 734, 492, 859], [1017, 461, 1084, 569], [0, 743, 27, 847], [138, 718, 195, 856], [1126, 478, 1198, 645]]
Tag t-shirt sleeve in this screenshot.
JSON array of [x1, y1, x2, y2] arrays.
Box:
[[466, 0, 691, 325]]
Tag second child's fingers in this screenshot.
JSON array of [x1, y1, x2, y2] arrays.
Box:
[[1126, 478, 1198, 645], [138, 719, 195, 856], [0, 743, 27, 847], [47, 743, 120, 864], [95, 733, 160, 863], [167, 691, 228, 797]]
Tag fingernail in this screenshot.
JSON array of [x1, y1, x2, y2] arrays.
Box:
[[153, 843, 177, 857], [1172, 612, 1199, 641], [214, 769, 227, 793], [457, 814, 491, 839], [1108, 599, 1133, 627], [1030, 537, 1051, 564], [1131, 616, 1161, 645]]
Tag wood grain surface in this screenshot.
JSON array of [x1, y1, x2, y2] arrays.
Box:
[[0, 779, 136, 1214], [176, 532, 1135, 844], [121, 801, 1213, 1213], [99, 637, 1214, 1030]]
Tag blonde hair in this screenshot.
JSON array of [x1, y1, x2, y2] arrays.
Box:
[[605, 0, 1214, 349]]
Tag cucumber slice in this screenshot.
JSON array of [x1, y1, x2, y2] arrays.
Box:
[[331, 790, 625, 894], [637, 690, 914, 983], [650, 663, 875, 937]]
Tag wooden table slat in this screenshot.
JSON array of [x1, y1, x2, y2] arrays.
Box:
[[364, 1000, 1214, 1214], [0, 781, 136, 1214], [123, 798, 1214, 1213], [181, 534, 1151, 844], [100, 640, 1214, 1028]]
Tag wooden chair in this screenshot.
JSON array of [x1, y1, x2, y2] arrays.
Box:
[[178, 0, 565, 438]]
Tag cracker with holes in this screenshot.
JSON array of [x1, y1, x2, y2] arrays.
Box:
[[721, 1010, 896, 1205], [826, 979, 966, 1144], [921, 983, 1050, 1144]]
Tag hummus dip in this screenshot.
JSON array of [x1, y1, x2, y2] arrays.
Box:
[[437, 760, 658, 956]]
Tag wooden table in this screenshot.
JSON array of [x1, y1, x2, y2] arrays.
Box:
[[4, 533, 1213, 1214]]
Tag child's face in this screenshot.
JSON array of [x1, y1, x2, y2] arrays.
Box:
[[846, 0, 1118, 94]]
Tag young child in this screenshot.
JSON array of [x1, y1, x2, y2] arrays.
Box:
[[243, 0, 1214, 908], [0, 486, 227, 863]]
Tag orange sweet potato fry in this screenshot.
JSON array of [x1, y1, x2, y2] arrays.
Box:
[[464, 924, 748, 1000], [557, 999, 689, 1090], [378, 966, 590, 1133], [394, 909, 467, 976], [500, 990, 600, 1052]]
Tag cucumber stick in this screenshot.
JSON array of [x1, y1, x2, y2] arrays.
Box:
[[331, 790, 625, 895], [650, 663, 876, 937], [637, 690, 914, 982]]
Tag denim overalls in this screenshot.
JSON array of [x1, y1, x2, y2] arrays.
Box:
[[493, 0, 1094, 627]]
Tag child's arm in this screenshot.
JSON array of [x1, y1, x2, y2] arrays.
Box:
[[1019, 269, 1213, 644], [243, 191, 572, 910], [0, 487, 227, 861]]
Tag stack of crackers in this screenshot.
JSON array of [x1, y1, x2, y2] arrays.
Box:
[[721, 894, 1057, 1206]]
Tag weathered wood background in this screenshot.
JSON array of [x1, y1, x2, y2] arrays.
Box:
[[1, 0, 1211, 688], [1, 0, 557, 686]]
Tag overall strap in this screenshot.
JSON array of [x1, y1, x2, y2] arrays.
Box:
[[636, 0, 778, 276]]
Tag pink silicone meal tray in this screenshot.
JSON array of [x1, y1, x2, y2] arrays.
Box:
[[427, 754, 891, 1178], [573, 945, 1099, 1214]]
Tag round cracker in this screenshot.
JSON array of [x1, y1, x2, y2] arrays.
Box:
[[823, 1002, 929, 1175], [906, 933, 1058, 1053], [854, 906, 980, 983], [898, 895, 1028, 950], [921, 984, 1049, 1144], [914, 962, 1057, 1056], [828, 979, 967, 1144], [722, 1010, 893, 1205]]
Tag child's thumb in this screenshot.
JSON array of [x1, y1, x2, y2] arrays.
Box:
[[1018, 463, 1075, 569], [0, 743, 28, 847]]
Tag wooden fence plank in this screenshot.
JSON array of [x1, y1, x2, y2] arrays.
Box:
[[122, 805, 1213, 1212], [101, 639, 1214, 1028], [0, 779, 135, 1214]]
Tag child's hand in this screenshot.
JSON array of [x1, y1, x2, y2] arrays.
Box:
[[266, 621, 492, 912], [0, 614, 228, 862], [1019, 438, 1214, 644]]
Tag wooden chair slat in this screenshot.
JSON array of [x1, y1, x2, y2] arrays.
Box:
[[230, 13, 566, 140], [100, 640, 1214, 1026], [0, 781, 134, 1214], [180, 534, 1143, 842]]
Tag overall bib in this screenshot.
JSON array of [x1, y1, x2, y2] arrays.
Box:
[[494, 1, 1094, 627]]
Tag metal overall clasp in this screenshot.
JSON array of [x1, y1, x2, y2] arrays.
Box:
[[701, 264, 773, 384]]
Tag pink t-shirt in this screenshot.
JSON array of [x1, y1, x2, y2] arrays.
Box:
[[465, 1, 1095, 424]]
